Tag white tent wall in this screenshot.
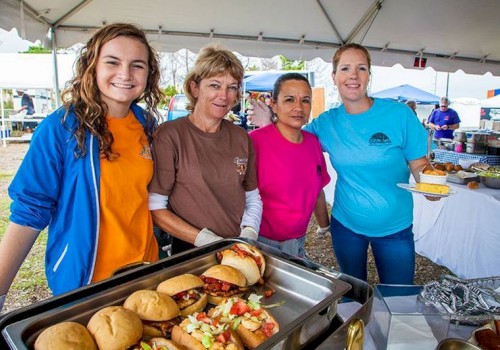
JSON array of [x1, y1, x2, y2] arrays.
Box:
[[0, 53, 76, 89]]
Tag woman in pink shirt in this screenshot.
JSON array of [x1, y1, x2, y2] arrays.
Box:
[[249, 73, 330, 257]]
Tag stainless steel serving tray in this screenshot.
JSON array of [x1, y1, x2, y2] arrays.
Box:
[[0, 239, 364, 350]]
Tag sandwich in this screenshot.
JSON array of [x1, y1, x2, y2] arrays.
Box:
[[157, 274, 208, 317], [132, 337, 186, 350], [123, 289, 181, 338], [216, 243, 265, 286], [87, 306, 143, 350], [34, 321, 97, 350], [200, 265, 248, 305], [171, 312, 244, 350], [209, 294, 279, 349]]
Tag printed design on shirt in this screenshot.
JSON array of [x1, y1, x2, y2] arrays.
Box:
[[234, 157, 248, 175], [369, 132, 392, 146], [140, 144, 153, 160]]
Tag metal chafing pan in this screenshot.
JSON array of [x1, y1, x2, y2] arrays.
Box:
[[0, 239, 373, 350]]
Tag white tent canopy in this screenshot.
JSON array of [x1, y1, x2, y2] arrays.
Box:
[[1, 0, 500, 75]]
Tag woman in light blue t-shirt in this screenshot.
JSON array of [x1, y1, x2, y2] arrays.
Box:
[[305, 43, 433, 284]]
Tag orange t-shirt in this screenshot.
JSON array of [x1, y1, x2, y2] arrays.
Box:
[[92, 111, 158, 282]]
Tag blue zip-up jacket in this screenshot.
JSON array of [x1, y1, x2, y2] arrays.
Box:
[[8, 103, 151, 295]]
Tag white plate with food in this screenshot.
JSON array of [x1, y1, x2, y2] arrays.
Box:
[[397, 183, 456, 198]]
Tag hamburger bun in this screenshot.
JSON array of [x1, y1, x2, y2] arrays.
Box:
[[34, 321, 97, 350], [87, 306, 143, 350], [202, 265, 246, 287], [218, 243, 265, 286], [123, 289, 181, 338], [201, 265, 247, 305], [157, 274, 208, 317], [123, 289, 180, 321]]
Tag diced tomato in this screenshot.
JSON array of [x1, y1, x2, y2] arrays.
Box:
[[250, 309, 262, 317], [221, 282, 232, 292], [230, 300, 251, 315], [174, 291, 187, 300], [216, 332, 229, 344], [264, 288, 275, 298], [263, 322, 275, 337], [196, 312, 207, 321]]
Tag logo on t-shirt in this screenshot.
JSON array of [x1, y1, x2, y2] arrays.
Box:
[[234, 157, 248, 175], [140, 145, 152, 159], [368, 132, 391, 146]]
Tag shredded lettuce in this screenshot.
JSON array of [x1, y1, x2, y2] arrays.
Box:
[[262, 300, 285, 308], [232, 316, 242, 330], [248, 293, 263, 303], [201, 335, 212, 349], [140, 342, 152, 350]]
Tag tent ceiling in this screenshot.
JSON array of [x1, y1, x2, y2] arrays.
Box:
[[2, 0, 500, 75]]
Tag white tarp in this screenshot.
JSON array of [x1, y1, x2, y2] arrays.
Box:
[[0, 53, 76, 89], [1, 0, 500, 75]]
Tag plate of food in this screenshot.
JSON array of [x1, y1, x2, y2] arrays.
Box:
[[397, 183, 456, 198]]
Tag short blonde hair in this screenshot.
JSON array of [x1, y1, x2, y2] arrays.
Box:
[[183, 44, 244, 112]]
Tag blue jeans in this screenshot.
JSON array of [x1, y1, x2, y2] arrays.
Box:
[[258, 235, 307, 258], [330, 216, 415, 284]]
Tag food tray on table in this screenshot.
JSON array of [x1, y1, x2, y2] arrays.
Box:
[[446, 171, 480, 185], [418, 275, 500, 326], [0, 239, 373, 350]]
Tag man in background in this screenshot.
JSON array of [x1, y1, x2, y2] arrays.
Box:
[[428, 97, 461, 140], [16, 90, 35, 116]]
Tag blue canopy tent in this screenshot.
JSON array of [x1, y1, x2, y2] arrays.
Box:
[[243, 72, 284, 92], [370, 84, 440, 105]]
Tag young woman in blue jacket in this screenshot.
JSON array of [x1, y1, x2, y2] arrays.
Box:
[[0, 23, 163, 308]]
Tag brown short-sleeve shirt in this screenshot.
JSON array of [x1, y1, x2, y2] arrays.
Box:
[[149, 117, 257, 237]]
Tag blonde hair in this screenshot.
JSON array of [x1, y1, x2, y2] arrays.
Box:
[[61, 23, 163, 159], [183, 44, 244, 112]]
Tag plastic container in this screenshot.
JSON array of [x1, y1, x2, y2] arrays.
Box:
[[420, 172, 448, 185], [370, 285, 450, 349], [458, 159, 476, 169]]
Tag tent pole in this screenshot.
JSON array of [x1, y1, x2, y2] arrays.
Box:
[[1, 88, 6, 147], [51, 27, 61, 108]]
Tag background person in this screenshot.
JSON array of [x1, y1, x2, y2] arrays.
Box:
[[0, 23, 163, 308], [305, 43, 432, 284], [250, 73, 330, 258], [405, 100, 417, 115], [148, 44, 262, 255], [428, 97, 461, 139], [16, 89, 35, 116]]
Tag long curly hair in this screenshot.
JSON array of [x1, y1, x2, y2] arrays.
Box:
[[61, 23, 163, 160]]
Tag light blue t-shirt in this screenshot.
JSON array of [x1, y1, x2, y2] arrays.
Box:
[[305, 98, 427, 237]]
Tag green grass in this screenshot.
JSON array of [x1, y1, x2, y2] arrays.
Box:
[[0, 171, 51, 310]]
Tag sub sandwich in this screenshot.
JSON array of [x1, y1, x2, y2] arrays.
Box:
[[171, 312, 243, 350], [209, 294, 279, 349]]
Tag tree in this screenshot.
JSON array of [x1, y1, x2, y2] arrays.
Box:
[[22, 45, 51, 54], [279, 55, 305, 70]]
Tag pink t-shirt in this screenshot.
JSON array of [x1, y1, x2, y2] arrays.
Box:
[[250, 124, 330, 241]]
